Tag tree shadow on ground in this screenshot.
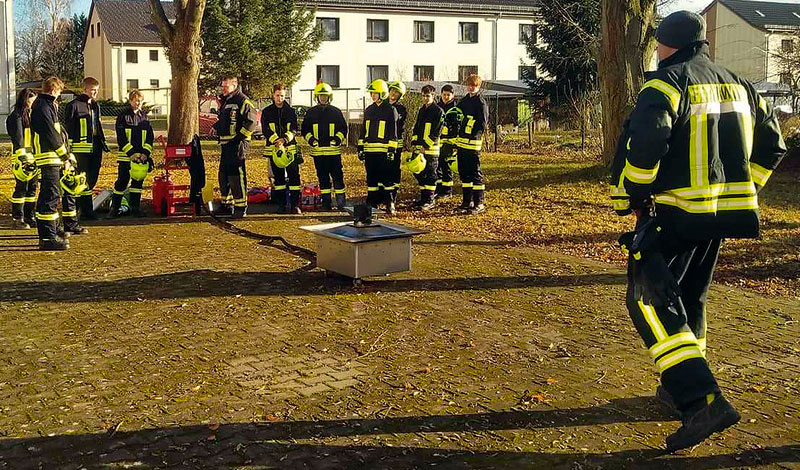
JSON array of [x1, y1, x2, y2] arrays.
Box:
[[0, 269, 626, 302], [0, 397, 796, 469], [486, 164, 608, 192]]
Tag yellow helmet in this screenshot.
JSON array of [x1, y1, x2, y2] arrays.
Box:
[[366, 79, 389, 100], [387, 81, 407, 98], [60, 171, 88, 196], [272, 146, 296, 168], [314, 82, 334, 103], [11, 157, 37, 182], [403, 151, 426, 174], [130, 160, 150, 182]]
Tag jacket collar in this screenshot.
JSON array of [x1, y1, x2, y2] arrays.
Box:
[[658, 41, 710, 69]]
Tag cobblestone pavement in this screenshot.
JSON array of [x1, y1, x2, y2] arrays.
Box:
[[0, 213, 798, 469]]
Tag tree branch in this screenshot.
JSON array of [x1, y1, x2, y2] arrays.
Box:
[[148, 0, 175, 45]]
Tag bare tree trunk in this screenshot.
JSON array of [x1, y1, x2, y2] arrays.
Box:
[[598, 0, 657, 165], [148, 0, 205, 145]]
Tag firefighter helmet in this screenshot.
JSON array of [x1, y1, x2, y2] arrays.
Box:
[[366, 79, 389, 100], [444, 106, 465, 129], [11, 157, 37, 182], [60, 170, 88, 196], [314, 82, 334, 103], [130, 160, 150, 182], [272, 146, 296, 169], [403, 151, 426, 174], [387, 81, 407, 98]]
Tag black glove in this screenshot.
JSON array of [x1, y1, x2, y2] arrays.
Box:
[[308, 137, 319, 147], [358, 151, 365, 162], [331, 136, 341, 146], [633, 251, 681, 308]]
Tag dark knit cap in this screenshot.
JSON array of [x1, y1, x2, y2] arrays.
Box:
[[656, 11, 706, 49]]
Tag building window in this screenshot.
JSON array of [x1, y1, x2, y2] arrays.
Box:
[[150, 79, 160, 88], [782, 39, 794, 53], [150, 50, 159, 61], [458, 65, 478, 83], [414, 66, 435, 81], [414, 21, 434, 43], [317, 65, 340, 87], [519, 66, 536, 80], [126, 49, 138, 63], [91, 24, 94, 38], [459, 22, 478, 43], [97, 22, 100, 35], [367, 65, 389, 83], [317, 17, 340, 41], [127, 79, 139, 91], [367, 19, 389, 42], [520, 24, 536, 44]]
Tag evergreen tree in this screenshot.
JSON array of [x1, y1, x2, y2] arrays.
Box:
[[523, 0, 600, 121], [199, 0, 323, 98]]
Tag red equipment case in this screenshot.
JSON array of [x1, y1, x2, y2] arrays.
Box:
[[152, 136, 195, 216]]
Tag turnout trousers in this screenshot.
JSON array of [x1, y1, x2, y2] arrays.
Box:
[[112, 161, 145, 211], [626, 234, 722, 411], [435, 142, 456, 196], [11, 174, 38, 222], [218, 141, 249, 210], [35, 165, 67, 240], [75, 142, 103, 216], [364, 152, 393, 207], [456, 147, 484, 207], [414, 151, 439, 205], [271, 157, 301, 208], [313, 155, 346, 206]]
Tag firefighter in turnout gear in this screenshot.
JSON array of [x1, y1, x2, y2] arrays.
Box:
[[262, 83, 302, 214], [7, 88, 38, 230], [609, 11, 786, 453], [32, 77, 76, 250], [435, 84, 457, 198], [302, 82, 348, 211], [358, 79, 400, 214], [410, 85, 443, 210], [64, 77, 108, 220], [455, 74, 489, 215], [387, 81, 407, 203], [214, 76, 257, 219], [109, 90, 155, 218]]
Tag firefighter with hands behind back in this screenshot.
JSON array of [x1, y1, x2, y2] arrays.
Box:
[[262, 83, 303, 214]]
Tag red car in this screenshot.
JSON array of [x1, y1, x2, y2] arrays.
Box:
[[199, 97, 262, 137]]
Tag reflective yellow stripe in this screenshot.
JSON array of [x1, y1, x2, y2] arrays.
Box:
[[649, 332, 699, 359], [465, 116, 475, 134], [661, 181, 755, 199], [269, 123, 278, 143], [329, 123, 335, 139], [129, 187, 143, 193], [304, 133, 314, 142], [758, 95, 768, 114], [689, 112, 709, 188], [334, 188, 346, 194], [749, 162, 772, 187], [55, 145, 67, 157], [273, 185, 287, 190], [35, 152, 62, 166], [364, 143, 390, 152], [368, 186, 379, 191], [642, 79, 681, 113], [335, 131, 345, 142], [288, 185, 301, 191], [472, 184, 485, 190], [10, 196, 25, 203], [377, 121, 386, 139], [638, 299, 667, 342], [455, 137, 481, 150], [654, 194, 759, 213], [624, 160, 660, 185], [312, 123, 319, 141], [61, 210, 77, 218], [35, 212, 60, 221], [462, 182, 473, 188], [12, 148, 28, 157], [423, 122, 435, 147], [239, 127, 253, 138], [420, 185, 437, 191], [365, 120, 371, 137], [24, 196, 37, 202], [656, 346, 704, 373], [310, 147, 342, 156], [80, 118, 87, 141], [23, 128, 32, 148], [117, 155, 131, 162], [320, 188, 332, 194], [286, 131, 295, 142]]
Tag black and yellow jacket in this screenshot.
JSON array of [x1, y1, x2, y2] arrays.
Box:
[[358, 100, 399, 153], [115, 105, 154, 163], [301, 103, 348, 156], [438, 98, 457, 144], [6, 109, 32, 161], [261, 102, 298, 151], [610, 43, 786, 240], [411, 103, 444, 156], [64, 94, 106, 154], [392, 101, 407, 146], [455, 93, 489, 151], [215, 87, 257, 145], [30, 94, 68, 167]]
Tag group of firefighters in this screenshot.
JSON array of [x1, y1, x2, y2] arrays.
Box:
[[7, 73, 490, 250], [6, 8, 791, 454]]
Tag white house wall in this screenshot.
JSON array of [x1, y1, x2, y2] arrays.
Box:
[[766, 32, 794, 83], [291, 9, 536, 110], [707, 2, 768, 82], [109, 45, 172, 109]]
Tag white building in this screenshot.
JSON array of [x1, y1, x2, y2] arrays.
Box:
[[293, 0, 538, 111], [1, 0, 15, 133], [83, 0, 173, 111]]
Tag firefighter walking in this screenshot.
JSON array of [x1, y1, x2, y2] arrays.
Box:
[[610, 11, 786, 452], [262, 83, 303, 214], [358, 79, 400, 214], [455, 74, 489, 215], [302, 82, 348, 211], [409, 84, 443, 210], [436, 84, 457, 198], [109, 89, 155, 218], [214, 76, 257, 219], [64, 77, 108, 221], [7, 88, 38, 230]]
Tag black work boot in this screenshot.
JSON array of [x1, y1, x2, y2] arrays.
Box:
[[666, 394, 740, 453], [230, 206, 248, 220], [656, 385, 680, 418], [11, 218, 30, 230], [129, 192, 145, 217], [321, 193, 333, 211], [456, 188, 473, 214], [290, 205, 302, 215], [81, 195, 99, 220], [212, 204, 233, 217], [39, 237, 69, 251], [23, 202, 37, 228], [335, 193, 347, 210], [107, 194, 123, 219], [64, 224, 89, 235]]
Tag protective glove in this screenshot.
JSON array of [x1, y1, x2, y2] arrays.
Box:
[[386, 150, 395, 162], [65, 153, 77, 170], [358, 151, 365, 162], [331, 136, 341, 146], [307, 137, 319, 148], [633, 251, 681, 308]]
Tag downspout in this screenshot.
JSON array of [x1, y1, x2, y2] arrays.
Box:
[[485, 13, 501, 80], [117, 43, 125, 102], [764, 31, 770, 83]]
